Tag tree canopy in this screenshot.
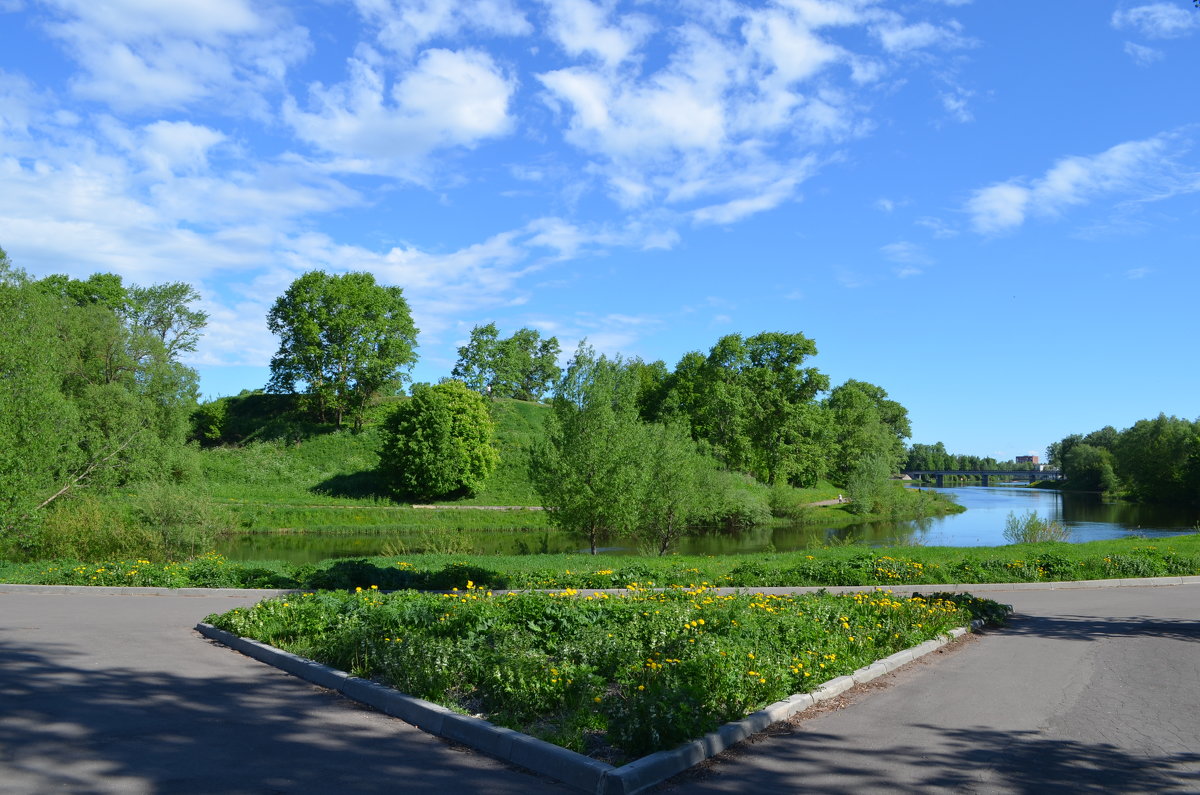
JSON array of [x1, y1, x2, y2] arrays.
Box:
[[452, 322, 561, 401], [267, 270, 418, 429], [1048, 414, 1200, 503], [379, 380, 499, 500], [0, 251, 204, 542]]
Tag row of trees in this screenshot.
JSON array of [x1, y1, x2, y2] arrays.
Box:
[[526, 338, 915, 553], [0, 248, 206, 541], [904, 443, 1039, 473], [612, 333, 911, 489], [1048, 416, 1200, 503]]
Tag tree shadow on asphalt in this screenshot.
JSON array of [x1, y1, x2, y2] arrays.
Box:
[[663, 723, 1200, 794], [1000, 612, 1200, 643], [0, 640, 565, 794]]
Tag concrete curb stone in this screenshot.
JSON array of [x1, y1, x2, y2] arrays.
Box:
[[196, 617, 982, 795]]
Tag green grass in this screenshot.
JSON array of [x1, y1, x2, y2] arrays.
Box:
[[204, 586, 1008, 759], [5, 534, 1198, 590]]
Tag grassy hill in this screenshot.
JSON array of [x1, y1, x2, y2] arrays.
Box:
[[197, 394, 548, 506]]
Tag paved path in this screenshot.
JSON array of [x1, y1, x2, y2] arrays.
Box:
[[3, 583, 1199, 794], [662, 583, 1200, 794], [0, 589, 570, 794]]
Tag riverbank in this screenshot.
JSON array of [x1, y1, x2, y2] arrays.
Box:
[[4, 534, 1198, 591]]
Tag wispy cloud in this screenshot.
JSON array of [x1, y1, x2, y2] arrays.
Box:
[[882, 241, 933, 265], [1112, 3, 1200, 39], [37, 0, 309, 114], [1122, 41, 1164, 65], [965, 131, 1200, 234]]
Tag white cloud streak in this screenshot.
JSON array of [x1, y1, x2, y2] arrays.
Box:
[[966, 132, 1200, 234], [1112, 3, 1200, 39]]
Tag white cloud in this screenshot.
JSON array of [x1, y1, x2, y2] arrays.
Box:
[[940, 83, 974, 122], [38, 0, 309, 113], [139, 120, 225, 176], [1126, 266, 1151, 279], [352, 0, 531, 55], [881, 241, 932, 266], [872, 17, 971, 54], [966, 182, 1031, 234], [543, 0, 653, 69], [691, 174, 805, 225], [966, 132, 1200, 234], [536, 2, 967, 222], [916, 215, 959, 238], [1123, 41, 1165, 65], [1112, 3, 1200, 38], [286, 48, 515, 175]]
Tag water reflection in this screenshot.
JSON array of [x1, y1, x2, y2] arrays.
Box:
[[214, 486, 1199, 564]]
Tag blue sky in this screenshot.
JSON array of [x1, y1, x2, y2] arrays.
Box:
[[1, 0, 1198, 461]]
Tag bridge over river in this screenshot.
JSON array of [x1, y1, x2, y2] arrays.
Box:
[[902, 469, 1064, 487]]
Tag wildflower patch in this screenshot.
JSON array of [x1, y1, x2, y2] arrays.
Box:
[[206, 585, 1008, 760]]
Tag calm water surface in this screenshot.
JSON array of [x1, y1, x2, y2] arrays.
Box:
[[215, 486, 1199, 564]]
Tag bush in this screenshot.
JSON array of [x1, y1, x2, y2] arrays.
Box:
[[1003, 510, 1071, 544], [379, 381, 499, 500], [704, 471, 772, 527], [5, 484, 235, 562]]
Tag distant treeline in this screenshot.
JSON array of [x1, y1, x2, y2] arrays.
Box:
[[1047, 415, 1200, 504], [904, 442, 1038, 473]]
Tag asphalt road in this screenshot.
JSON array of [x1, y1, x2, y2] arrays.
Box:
[[3, 583, 1199, 794], [662, 583, 1200, 794], [0, 589, 570, 795]]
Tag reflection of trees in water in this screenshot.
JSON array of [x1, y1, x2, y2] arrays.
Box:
[[1061, 492, 1196, 530]]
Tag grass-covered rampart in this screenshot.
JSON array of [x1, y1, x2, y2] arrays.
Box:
[[204, 586, 1008, 760]]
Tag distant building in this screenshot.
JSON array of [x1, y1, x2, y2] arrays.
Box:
[[1015, 455, 1039, 465]]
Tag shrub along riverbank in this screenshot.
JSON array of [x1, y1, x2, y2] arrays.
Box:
[[204, 585, 1009, 760], [4, 534, 1198, 590]]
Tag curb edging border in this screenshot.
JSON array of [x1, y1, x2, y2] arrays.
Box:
[[196, 618, 982, 795]]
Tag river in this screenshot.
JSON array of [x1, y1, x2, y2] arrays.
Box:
[[214, 485, 1199, 563]]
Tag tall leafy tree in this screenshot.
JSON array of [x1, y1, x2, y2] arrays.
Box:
[[637, 419, 709, 555], [825, 379, 910, 484], [267, 270, 418, 429], [662, 332, 831, 486], [124, 282, 209, 360], [1, 251, 204, 541], [531, 343, 646, 554], [1114, 414, 1200, 503], [452, 323, 561, 401], [379, 380, 499, 500]]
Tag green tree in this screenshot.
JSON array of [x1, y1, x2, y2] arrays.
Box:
[[267, 270, 418, 429], [1063, 443, 1119, 493], [825, 380, 910, 485], [1114, 414, 1200, 503], [531, 343, 646, 554], [0, 260, 80, 537], [124, 282, 208, 359], [637, 420, 708, 555], [452, 323, 561, 401], [379, 380, 499, 500], [452, 322, 501, 393], [844, 453, 894, 515], [662, 332, 831, 486], [1, 252, 204, 544]]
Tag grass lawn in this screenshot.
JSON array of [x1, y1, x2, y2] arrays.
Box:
[[5, 534, 1198, 590]]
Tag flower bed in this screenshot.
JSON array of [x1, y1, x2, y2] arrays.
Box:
[[206, 585, 1008, 759]]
